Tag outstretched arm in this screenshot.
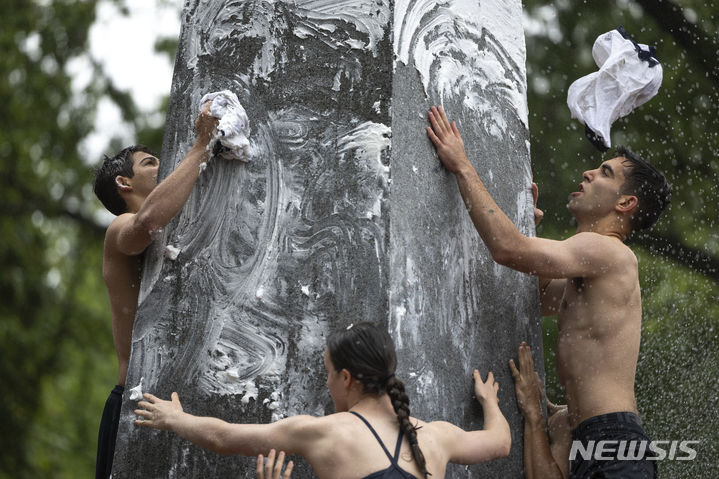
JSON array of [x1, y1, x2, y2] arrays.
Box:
[[426, 106, 620, 280], [134, 392, 319, 457], [436, 369, 511, 465], [426, 105, 525, 266], [109, 106, 219, 256], [509, 343, 566, 479]]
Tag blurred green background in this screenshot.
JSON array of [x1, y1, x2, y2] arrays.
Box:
[[1, 0, 716, 477]]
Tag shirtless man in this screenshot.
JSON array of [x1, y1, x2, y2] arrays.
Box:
[[92, 105, 217, 478], [426, 106, 671, 478]]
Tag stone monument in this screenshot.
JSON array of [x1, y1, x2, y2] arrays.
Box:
[[112, 0, 542, 476]]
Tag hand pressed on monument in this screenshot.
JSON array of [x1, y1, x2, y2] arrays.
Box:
[[509, 342, 543, 425], [426, 105, 473, 174], [473, 369, 500, 405], [134, 392, 184, 431], [257, 449, 294, 479]]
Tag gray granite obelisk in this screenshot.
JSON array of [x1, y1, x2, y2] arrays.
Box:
[[112, 1, 542, 477]]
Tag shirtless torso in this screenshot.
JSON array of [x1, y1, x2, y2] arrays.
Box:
[[102, 239, 143, 386], [542, 235, 641, 428]]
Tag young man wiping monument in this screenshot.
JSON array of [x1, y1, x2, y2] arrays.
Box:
[[426, 105, 671, 478], [92, 105, 218, 478]]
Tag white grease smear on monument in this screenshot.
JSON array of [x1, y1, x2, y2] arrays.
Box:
[[185, 1, 389, 77], [240, 381, 258, 404], [295, 0, 390, 55], [165, 245, 180, 260], [129, 377, 144, 401], [393, 0, 528, 132], [337, 121, 392, 218]]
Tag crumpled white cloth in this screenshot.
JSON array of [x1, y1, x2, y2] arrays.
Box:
[[567, 28, 662, 150], [199, 90, 251, 161]]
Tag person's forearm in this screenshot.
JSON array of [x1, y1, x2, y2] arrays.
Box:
[[167, 411, 269, 456], [454, 164, 526, 264], [167, 411, 237, 455], [135, 141, 210, 233], [523, 420, 535, 479], [522, 417, 564, 479], [480, 401, 512, 456]]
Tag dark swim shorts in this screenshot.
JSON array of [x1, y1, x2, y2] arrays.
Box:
[[569, 412, 656, 479], [95, 385, 124, 479]]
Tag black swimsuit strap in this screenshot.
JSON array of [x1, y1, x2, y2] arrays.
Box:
[[392, 424, 405, 461], [349, 411, 403, 463]]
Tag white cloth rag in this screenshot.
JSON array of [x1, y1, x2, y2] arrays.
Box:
[[567, 27, 662, 150], [199, 90, 251, 162]]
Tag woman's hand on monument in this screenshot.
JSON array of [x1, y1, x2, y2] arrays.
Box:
[[134, 391, 184, 431], [426, 105, 472, 175], [473, 369, 500, 406], [257, 449, 294, 479]]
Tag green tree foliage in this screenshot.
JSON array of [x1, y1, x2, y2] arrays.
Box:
[[0, 1, 169, 476], [1, 2, 104, 476], [524, 1, 719, 476]]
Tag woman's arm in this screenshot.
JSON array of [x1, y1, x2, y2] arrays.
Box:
[[435, 369, 512, 465], [135, 392, 321, 457]]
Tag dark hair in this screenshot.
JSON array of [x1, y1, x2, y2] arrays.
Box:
[[327, 322, 429, 478], [616, 146, 672, 231], [93, 145, 155, 216]]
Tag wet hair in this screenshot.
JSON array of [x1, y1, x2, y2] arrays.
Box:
[[616, 146, 672, 232], [93, 145, 155, 216], [327, 322, 429, 478]]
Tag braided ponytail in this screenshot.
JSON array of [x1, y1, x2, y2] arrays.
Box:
[[386, 376, 430, 478], [327, 322, 431, 478]]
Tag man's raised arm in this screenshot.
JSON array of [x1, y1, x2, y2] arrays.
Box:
[[111, 105, 218, 256], [426, 106, 616, 280]]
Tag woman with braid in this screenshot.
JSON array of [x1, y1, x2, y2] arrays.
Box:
[[134, 322, 511, 478]]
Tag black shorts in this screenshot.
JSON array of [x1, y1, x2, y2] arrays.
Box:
[[96, 385, 124, 479], [569, 412, 656, 479]]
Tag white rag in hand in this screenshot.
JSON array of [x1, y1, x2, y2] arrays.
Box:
[[567, 27, 662, 150], [199, 90, 252, 162]]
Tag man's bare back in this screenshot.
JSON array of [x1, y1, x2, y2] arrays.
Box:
[[102, 216, 146, 386]]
